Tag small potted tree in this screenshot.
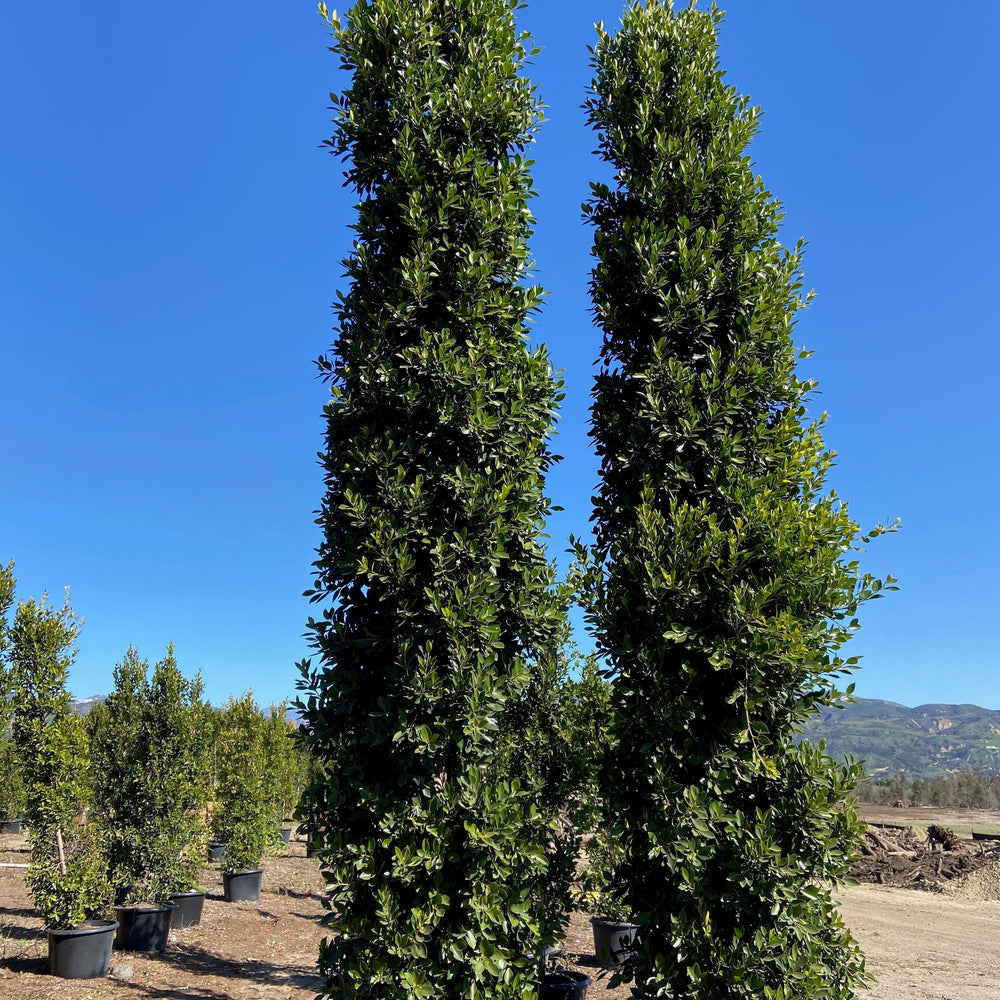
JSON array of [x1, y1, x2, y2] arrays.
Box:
[[2, 578, 116, 979], [25, 715, 115, 978], [0, 565, 25, 834], [89, 645, 211, 945], [205, 704, 228, 860], [147, 648, 212, 928], [577, 831, 637, 969], [263, 702, 301, 846], [215, 693, 270, 901]]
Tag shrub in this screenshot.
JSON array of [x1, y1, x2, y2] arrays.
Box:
[[26, 821, 109, 931], [23, 712, 109, 929], [2, 573, 110, 928], [262, 702, 302, 829], [489, 630, 587, 970], [0, 568, 25, 822], [0, 734, 25, 823], [575, 830, 628, 923]]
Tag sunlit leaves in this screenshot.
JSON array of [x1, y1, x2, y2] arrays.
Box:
[[298, 2, 565, 998], [582, 3, 894, 998]]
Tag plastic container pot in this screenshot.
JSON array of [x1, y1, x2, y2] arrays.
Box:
[[223, 867, 263, 902], [207, 841, 228, 861], [590, 918, 638, 968], [538, 971, 591, 1000], [114, 902, 177, 952], [47, 920, 118, 979], [168, 890, 205, 928]]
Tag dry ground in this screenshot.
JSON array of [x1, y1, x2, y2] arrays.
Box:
[[838, 883, 1000, 1000], [5, 819, 1000, 999], [858, 804, 1000, 836]]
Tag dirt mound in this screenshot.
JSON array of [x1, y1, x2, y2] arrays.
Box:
[[851, 823, 1000, 892]]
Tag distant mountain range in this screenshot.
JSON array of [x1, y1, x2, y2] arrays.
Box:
[[802, 698, 1000, 777], [70, 696, 104, 716]]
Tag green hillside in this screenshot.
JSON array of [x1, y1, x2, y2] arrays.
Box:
[[802, 698, 1000, 776]]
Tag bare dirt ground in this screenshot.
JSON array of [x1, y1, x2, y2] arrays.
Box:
[[858, 804, 1000, 835], [837, 883, 1000, 1000], [5, 815, 1000, 999]]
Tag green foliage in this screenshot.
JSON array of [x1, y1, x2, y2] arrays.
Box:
[[0, 560, 15, 665], [262, 702, 304, 826], [1, 571, 109, 928], [557, 654, 613, 838], [0, 733, 25, 821], [26, 822, 110, 930], [3, 583, 86, 821], [297, 2, 568, 996], [23, 710, 93, 835], [6, 591, 78, 748], [579, 3, 895, 997], [89, 645, 212, 900], [214, 693, 270, 874], [204, 702, 227, 806], [0, 600, 25, 820], [576, 829, 628, 922], [489, 632, 592, 973]]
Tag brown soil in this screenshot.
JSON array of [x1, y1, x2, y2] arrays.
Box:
[[1, 831, 328, 999], [837, 883, 1000, 1000], [858, 804, 1000, 834], [0, 831, 633, 1000]]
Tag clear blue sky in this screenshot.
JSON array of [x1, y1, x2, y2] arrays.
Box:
[[2, 3, 997, 710]]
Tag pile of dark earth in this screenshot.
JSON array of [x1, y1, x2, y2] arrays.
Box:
[[850, 823, 1000, 892]]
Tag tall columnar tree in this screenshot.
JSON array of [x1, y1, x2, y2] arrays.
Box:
[[580, 4, 895, 998], [262, 702, 302, 830], [296, 2, 567, 997], [87, 648, 147, 892]]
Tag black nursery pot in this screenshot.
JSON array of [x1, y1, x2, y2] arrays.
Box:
[[114, 902, 177, 952], [590, 918, 638, 968], [47, 920, 118, 979], [539, 971, 591, 1000], [168, 890, 205, 928], [0, 817, 23, 835], [207, 841, 228, 861], [223, 867, 264, 902]]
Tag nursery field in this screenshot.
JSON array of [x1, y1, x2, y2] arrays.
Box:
[[5, 825, 1000, 999], [858, 803, 1000, 837], [0, 830, 328, 1000]]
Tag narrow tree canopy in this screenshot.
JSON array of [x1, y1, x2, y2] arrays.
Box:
[[298, 3, 569, 998], [581, 3, 895, 997]]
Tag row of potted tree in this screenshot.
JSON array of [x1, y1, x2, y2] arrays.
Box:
[[0, 561, 311, 979]]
